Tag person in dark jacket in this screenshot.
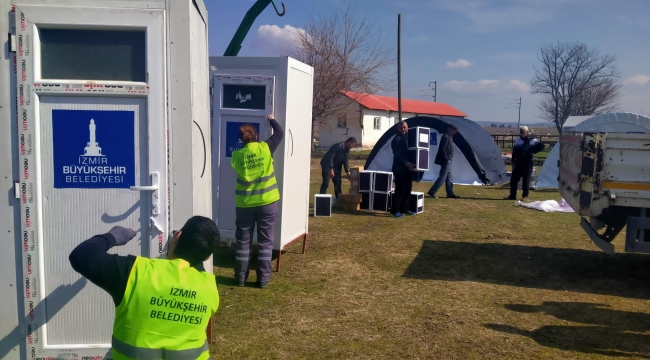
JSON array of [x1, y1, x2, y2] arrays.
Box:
[[504, 126, 545, 200], [319, 137, 357, 202], [391, 121, 416, 218], [427, 125, 460, 198]]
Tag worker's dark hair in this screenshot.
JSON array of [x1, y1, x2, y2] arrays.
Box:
[[345, 137, 357, 144], [239, 124, 258, 144], [397, 120, 406, 127], [174, 216, 220, 265]]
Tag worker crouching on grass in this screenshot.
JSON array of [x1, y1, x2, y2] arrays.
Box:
[[69, 216, 221, 360], [319, 137, 357, 204], [231, 114, 283, 288]]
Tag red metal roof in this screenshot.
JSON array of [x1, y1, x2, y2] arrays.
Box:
[[342, 91, 467, 117]]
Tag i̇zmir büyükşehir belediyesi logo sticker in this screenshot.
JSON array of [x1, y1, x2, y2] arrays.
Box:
[[52, 109, 136, 189]]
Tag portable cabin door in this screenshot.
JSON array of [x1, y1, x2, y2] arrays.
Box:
[[14, 6, 167, 358], [211, 75, 275, 241]]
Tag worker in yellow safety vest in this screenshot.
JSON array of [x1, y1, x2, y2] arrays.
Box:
[[69, 216, 221, 359], [231, 114, 283, 288]]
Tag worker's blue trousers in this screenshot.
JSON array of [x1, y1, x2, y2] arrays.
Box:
[[234, 201, 278, 284]]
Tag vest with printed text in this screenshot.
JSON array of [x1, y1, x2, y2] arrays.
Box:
[[231, 141, 281, 208], [112, 257, 219, 360]]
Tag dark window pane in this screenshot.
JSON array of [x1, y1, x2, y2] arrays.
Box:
[[39, 29, 146, 82], [222, 84, 266, 110]]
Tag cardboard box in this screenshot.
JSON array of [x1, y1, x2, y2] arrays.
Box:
[[338, 194, 362, 204], [337, 202, 360, 211], [349, 187, 360, 195], [349, 179, 360, 188], [349, 166, 364, 178]]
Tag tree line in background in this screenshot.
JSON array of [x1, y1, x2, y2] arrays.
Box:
[[531, 41, 622, 134]]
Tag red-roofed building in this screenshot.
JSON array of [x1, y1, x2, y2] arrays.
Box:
[[318, 91, 467, 148]]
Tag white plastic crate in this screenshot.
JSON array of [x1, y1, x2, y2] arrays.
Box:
[[359, 170, 374, 192], [373, 171, 393, 193], [409, 192, 424, 214], [408, 148, 430, 171], [407, 126, 431, 149], [314, 194, 332, 217]]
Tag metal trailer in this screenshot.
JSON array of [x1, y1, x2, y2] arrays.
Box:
[[558, 131, 650, 254], [0, 0, 212, 358]]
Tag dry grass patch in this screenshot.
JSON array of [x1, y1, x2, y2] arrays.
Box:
[[210, 159, 650, 360]]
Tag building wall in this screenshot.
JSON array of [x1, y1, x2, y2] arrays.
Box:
[[318, 98, 417, 148], [359, 109, 415, 147]]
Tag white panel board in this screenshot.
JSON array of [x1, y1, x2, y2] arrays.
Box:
[[279, 65, 313, 247]]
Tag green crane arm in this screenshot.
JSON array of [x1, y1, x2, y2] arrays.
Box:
[[223, 0, 286, 57]]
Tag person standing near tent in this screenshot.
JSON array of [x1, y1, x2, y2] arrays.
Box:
[[391, 121, 416, 218], [231, 114, 283, 288], [504, 126, 545, 200], [319, 137, 357, 203], [427, 125, 461, 199], [69, 216, 221, 359]]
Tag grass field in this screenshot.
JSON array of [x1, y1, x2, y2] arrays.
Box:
[[210, 159, 650, 360]]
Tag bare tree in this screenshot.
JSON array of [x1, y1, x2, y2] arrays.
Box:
[[530, 42, 622, 133], [282, 6, 394, 148]]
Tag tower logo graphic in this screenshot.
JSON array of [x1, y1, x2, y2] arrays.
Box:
[[82, 119, 105, 156]]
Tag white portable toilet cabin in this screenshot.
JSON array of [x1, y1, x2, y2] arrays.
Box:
[[0, 0, 213, 358], [209, 56, 314, 271]]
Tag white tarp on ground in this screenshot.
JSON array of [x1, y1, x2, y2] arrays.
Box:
[[535, 112, 650, 189], [515, 198, 575, 212]]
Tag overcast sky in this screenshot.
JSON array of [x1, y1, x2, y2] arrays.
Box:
[[206, 0, 650, 124]]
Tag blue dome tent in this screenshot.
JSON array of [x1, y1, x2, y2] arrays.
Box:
[[364, 116, 506, 185]]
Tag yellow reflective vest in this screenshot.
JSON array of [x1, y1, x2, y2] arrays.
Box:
[[112, 257, 219, 360], [231, 141, 281, 208]]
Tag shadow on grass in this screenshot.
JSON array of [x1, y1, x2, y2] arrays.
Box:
[[403, 240, 650, 299], [486, 302, 650, 358]]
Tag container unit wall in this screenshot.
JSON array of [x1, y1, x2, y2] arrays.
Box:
[[0, 1, 21, 358], [210, 56, 313, 251], [559, 131, 650, 217], [0, 0, 211, 358]]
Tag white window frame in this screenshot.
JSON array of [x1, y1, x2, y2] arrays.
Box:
[[373, 117, 381, 130]]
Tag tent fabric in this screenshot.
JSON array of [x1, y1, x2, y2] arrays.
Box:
[[364, 116, 506, 185], [562, 116, 592, 130], [535, 112, 650, 189]]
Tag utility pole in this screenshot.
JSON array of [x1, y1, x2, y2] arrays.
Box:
[[429, 81, 437, 102], [397, 14, 402, 121], [506, 97, 522, 129], [516, 97, 521, 129]]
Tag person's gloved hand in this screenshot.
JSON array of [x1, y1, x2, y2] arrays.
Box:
[[108, 226, 138, 246]]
